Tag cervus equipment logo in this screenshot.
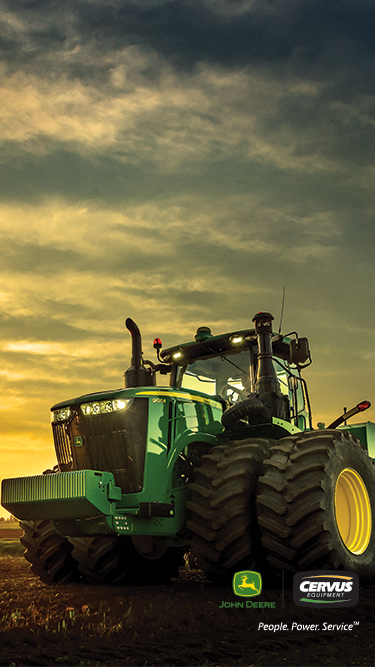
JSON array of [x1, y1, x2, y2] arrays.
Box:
[[233, 571, 262, 597], [293, 571, 359, 608]]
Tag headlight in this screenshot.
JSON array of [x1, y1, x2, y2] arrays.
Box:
[[230, 335, 243, 344], [80, 398, 133, 417], [51, 407, 72, 423]]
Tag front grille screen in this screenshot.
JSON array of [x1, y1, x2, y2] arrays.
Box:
[[52, 398, 148, 494], [52, 422, 73, 470]]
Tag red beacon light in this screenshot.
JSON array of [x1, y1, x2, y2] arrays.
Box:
[[358, 401, 371, 412], [153, 337, 163, 363], [153, 338, 162, 350]]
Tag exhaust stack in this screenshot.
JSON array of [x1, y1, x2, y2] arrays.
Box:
[[222, 311, 291, 430], [251, 311, 289, 422], [252, 312, 280, 394], [124, 318, 156, 388]]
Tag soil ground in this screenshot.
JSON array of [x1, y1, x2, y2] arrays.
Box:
[[0, 530, 23, 539], [0, 554, 374, 667]]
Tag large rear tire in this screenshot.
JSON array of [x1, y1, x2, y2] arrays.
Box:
[[68, 535, 184, 585], [186, 438, 273, 582], [20, 519, 81, 585], [257, 429, 375, 584]]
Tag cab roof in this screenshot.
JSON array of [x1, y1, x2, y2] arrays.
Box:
[[161, 328, 291, 366]]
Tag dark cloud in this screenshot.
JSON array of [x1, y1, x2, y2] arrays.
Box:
[[0, 143, 364, 210], [2, 0, 375, 82], [0, 1, 74, 69], [95, 0, 375, 77], [0, 311, 91, 343], [0, 145, 275, 205], [261, 90, 375, 167], [0, 149, 187, 204], [0, 238, 80, 273]]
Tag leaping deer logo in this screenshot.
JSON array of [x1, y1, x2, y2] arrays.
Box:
[[238, 574, 260, 594], [233, 570, 262, 597]]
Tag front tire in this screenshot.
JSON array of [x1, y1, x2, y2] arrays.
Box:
[[68, 535, 184, 585], [186, 438, 273, 581], [257, 429, 375, 584], [20, 519, 81, 585]]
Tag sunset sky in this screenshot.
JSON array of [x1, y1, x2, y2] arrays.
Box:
[[1, 0, 375, 516]]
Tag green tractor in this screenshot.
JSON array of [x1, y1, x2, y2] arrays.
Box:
[[2, 311, 375, 586]]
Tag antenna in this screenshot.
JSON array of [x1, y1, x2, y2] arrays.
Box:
[[278, 287, 286, 334]]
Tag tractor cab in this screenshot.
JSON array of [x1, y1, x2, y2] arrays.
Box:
[[161, 311, 312, 436]]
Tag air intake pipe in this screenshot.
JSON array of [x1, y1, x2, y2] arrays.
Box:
[[222, 311, 290, 429], [124, 318, 156, 388], [252, 312, 280, 394]]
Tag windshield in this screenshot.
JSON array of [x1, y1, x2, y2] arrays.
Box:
[[180, 349, 299, 405], [181, 350, 253, 399]]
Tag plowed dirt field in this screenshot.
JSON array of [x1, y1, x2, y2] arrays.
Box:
[[0, 556, 374, 666], [0, 532, 22, 540]]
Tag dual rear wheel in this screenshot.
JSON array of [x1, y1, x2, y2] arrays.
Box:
[[257, 429, 375, 583], [188, 430, 375, 585]]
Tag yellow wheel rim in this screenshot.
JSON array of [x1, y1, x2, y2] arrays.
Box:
[[335, 468, 372, 554]]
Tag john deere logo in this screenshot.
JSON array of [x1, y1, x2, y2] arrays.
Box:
[[233, 571, 262, 597], [73, 436, 83, 447]]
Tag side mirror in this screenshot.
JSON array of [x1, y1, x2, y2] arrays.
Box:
[[289, 337, 310, 365]]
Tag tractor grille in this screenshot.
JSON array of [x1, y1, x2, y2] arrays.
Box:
[[52, 398, 148, 494], [52, 422, 73, 469]]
